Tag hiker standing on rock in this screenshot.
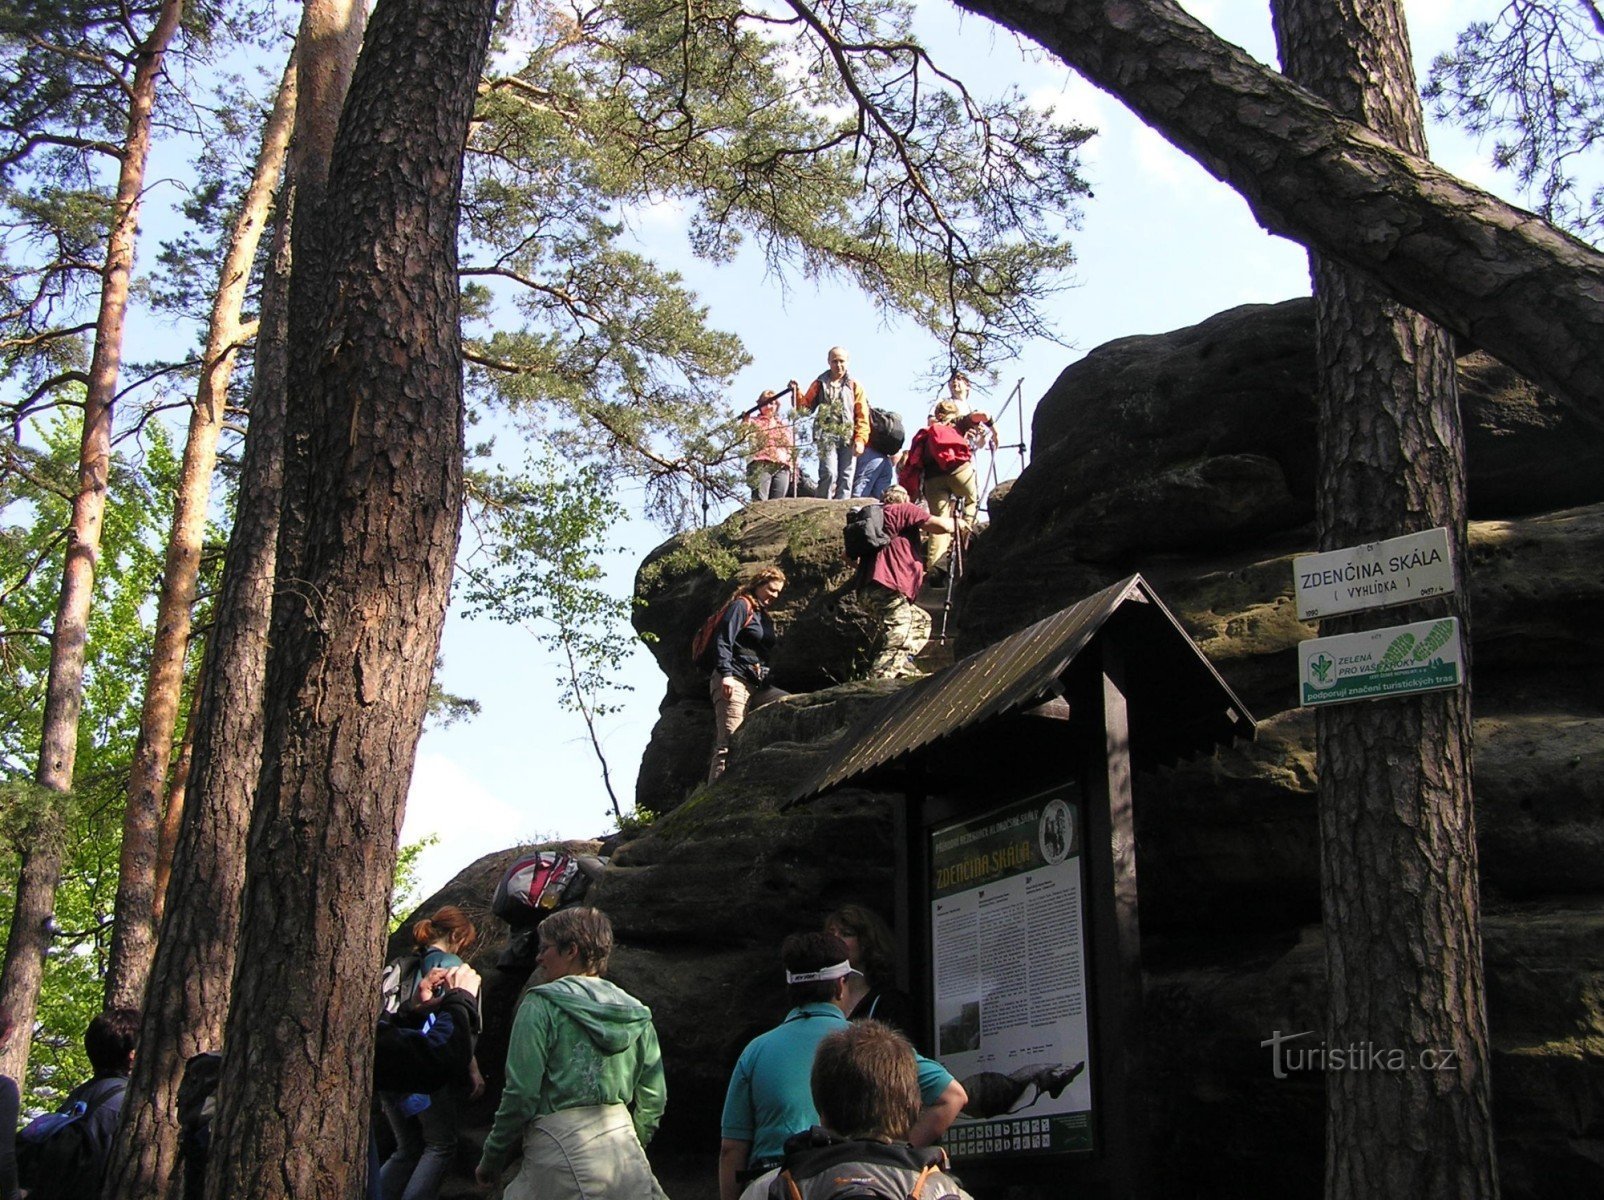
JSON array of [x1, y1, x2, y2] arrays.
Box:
[[791, 346, 869, 500], [377, 907, 484, 1200], [856, 486, 956, 680], [743, 390, 795, 501], [699, 566, 789, 783]]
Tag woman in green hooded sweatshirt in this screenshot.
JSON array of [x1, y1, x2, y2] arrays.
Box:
[[475, 907, 669, 1198]]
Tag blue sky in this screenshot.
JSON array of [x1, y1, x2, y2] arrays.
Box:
[[400, 0, 1525, 896]]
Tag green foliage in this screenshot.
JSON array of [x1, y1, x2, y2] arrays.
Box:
[[389, 833, 441, 934], [0, 412, 179, 1108], [466, 0, 1092, 528], [426, 657, 482, 730], [636, 528, 744, 593], [614, 805, 657, 838], [459, 453, 638, 817], [1425, 1, 1604, 242]]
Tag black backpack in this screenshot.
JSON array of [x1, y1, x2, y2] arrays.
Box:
[[866, 407, 904, 455], [843, 504, 892, 562], [17, 1075, 127, 1200]]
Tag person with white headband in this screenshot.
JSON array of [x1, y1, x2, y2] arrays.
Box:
[[716, 932, 966, 1200]]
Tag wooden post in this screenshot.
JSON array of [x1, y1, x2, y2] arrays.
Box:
[[1083, 638, 1147, 1196]]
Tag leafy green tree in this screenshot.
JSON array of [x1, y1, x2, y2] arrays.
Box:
[[459, 455, 635, 820], [0, 413, 178, 1108], [1425, 0, 1604, 242], [388, 833, 440, 934]]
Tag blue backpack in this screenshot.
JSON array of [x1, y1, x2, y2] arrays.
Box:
[[17, 1075, 127, 1200]]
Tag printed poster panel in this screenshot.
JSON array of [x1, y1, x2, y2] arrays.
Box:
[[929, 789, 1093, 1162]]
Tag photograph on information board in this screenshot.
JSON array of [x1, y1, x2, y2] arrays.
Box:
[[929, 788, 1094, 1161]]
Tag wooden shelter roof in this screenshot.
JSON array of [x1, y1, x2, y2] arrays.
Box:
[[785, 574, 1255, 806]]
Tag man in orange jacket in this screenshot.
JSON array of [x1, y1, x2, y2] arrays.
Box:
[[790, 346, 870, 500]]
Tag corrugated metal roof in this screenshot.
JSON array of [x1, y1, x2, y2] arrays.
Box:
[[785, 574, 1255, 806]]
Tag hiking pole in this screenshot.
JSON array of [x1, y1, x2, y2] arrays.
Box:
[[938, 500, 967, 644]]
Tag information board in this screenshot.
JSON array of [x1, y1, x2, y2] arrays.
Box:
[[929, 788, 1094, 1162]]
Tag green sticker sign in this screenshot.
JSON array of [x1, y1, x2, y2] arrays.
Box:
[[1299, 617, 1463, 706]]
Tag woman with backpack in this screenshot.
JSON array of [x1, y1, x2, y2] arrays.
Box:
[[897, 400, 979, 589], [699, 566, 789, 783], [475, 907, 668, 1199], [377, 907, 484, 1200]]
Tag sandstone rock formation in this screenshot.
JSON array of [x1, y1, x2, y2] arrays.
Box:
[[415, 299, 1602, 1199]]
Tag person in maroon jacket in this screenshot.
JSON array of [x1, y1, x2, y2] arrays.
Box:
[[857, 487, 957, 679]]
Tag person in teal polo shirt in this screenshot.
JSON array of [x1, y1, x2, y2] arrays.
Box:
[[717, 932, 966, 1200]]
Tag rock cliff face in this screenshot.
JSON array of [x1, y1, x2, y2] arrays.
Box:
[[416, 299, 1603, 1199]]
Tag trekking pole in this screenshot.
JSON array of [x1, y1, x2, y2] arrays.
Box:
[[938, 500, 967, 643]]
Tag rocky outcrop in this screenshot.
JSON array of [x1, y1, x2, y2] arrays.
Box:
[[962, 297, 1604, 654], [631, 499, 896, 812], [419, 300, 1602, 1200]]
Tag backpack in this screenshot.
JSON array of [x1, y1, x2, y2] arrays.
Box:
[[691, 596, 756, 670], [927, 423, 972, 474], [17, 1075, 127, 1200], [381, 948, 427, 1014], [767, 1132, 964, 1200], [843, 504, 892, 562], [866, 407, 904, 455], [490, 850, 593, 929]]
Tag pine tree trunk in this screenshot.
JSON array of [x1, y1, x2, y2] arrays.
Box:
[[102, 5, 366, 1195], [152, 682, 201, 925], [102, 47, 298, 1015], [0, 0, 184, 1090], [202, 0, 495, 1195], [1270, 2, 1498, 1197], [955, 0, 1604, 409]]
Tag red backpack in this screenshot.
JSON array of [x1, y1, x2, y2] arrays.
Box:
[[926, 423, 972, 474], [691, 595, 756, 669]]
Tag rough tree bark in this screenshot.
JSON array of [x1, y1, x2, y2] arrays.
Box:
[[0, 0, 185, 1090], [1271, 3, 1498, 1198], [102, 48, 298, 1014], [955, 0, 1604, 410], [103, 4, 368, 1196], [201, 0, 496, 1195]]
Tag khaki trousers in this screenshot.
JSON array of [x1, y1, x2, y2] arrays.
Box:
[[923, 462, 977, 568], [707, 673, 788, 782]]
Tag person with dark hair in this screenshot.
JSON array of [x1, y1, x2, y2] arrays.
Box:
[[704, 566, 789, 783], [18, 1008, 138, 1200], [378, 906, 484, 1200], [0, 1012, 18, 1200], [822, 905, 917, 1044], [717, 933, 966, 1200], [742, 1022, 975, 1200], [475, 907, 667, 1199]]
